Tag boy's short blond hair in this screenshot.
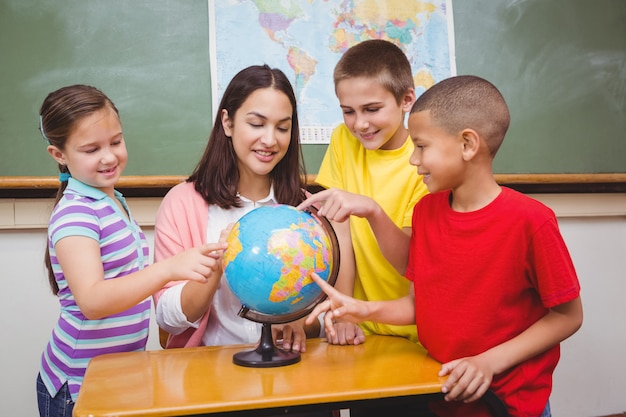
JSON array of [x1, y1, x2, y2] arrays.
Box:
[[411, 75, 510, 157], [333, 39, 414, 105]]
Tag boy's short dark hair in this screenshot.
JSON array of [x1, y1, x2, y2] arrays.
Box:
[[411, 75, 510, 157], [333, 39, 414, 104]]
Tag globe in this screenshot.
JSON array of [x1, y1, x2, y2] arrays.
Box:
[[222, 204, 339, 367]]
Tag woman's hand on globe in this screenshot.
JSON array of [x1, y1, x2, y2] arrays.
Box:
[[219, 223, 234, 243]]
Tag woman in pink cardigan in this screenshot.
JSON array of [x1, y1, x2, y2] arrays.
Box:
[[152, 65, 322, 351]]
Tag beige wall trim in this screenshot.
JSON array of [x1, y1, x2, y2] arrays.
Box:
[[1, 194, 625, 230], [0, 198, 162, 229]]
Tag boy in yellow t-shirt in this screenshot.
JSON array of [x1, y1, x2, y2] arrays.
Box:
[[298, 39, 428, 346]]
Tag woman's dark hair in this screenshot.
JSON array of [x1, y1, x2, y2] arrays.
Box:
[[39, 84, 119, 294], [188, 64, 306, 208]]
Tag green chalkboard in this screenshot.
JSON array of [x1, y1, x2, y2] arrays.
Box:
[[453, 0, 626, 174], [1, 0, 625, 178], [0, 0, 213, 176]]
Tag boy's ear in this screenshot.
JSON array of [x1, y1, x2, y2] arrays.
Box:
[[401, 88, 417, 113], [47, 145, 65, 165], [460, 128, 480, 161]]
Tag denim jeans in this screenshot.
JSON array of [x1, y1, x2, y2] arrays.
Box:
[[540, 400, 551, 417], [36, 373, 74, 417]]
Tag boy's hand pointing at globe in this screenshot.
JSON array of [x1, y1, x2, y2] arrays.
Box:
[[306, 273, 368, 344], [296, 188, 380, 223]]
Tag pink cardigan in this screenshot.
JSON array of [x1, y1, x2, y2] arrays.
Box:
[[152, 181, 210, 348]]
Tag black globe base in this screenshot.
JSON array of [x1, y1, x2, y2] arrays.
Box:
[[233, 322, 301, 368]]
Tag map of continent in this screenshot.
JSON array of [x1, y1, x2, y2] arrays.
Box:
[[267, 220, 331, 305], [210, 0, 455, 143]]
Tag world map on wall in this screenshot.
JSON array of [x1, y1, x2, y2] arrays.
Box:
[[210, 0, 455, 143]]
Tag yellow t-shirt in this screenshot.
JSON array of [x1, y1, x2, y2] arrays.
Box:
[[316, 124, 428, 343]]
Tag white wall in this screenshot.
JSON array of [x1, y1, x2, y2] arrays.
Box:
[[1, 195, 625, 417], [551, 216, 626, 415]]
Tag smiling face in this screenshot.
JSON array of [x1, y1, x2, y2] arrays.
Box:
[[336, 77, 414, 151], [222, 87, 292, 185], [408, 110, 464, 194], [47, 106, 126, 197]]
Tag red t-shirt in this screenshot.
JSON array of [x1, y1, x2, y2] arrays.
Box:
[[406, 188, 580, 417]]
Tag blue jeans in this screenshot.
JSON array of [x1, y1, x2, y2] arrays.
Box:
[[540, 400, 551, 417], [37, 373, 74, 417]]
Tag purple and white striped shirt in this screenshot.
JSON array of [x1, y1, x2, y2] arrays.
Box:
[[39, 178, 150, 401]]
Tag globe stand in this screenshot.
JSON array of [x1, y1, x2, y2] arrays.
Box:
[[232, 322, 300, 368]]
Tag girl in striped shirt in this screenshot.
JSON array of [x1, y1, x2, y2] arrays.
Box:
[[36, 85, 226, 417]]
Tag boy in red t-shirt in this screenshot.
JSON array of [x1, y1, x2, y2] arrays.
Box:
[[306, 75, 582, 417]]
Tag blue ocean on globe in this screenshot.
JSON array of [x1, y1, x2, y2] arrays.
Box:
[[222, 205, 334, 316]]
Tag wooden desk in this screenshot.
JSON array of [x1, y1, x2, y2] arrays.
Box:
[[74, 335, 445, 417]]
